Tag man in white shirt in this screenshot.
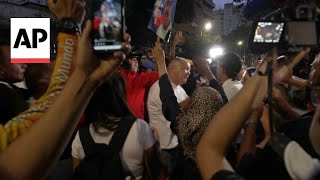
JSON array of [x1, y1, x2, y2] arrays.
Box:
[[147, 57, 190, 173], [216, 52, 243, 100], [216, 52, 243, 151]]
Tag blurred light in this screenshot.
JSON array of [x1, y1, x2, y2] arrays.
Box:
[[204, 22, 212, 31], [209, 47, 224, 58], [206, 58, 213, 64], [238, 41, 243, 45]]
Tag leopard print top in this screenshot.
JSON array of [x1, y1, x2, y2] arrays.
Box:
[[177, 86, 224, 160]]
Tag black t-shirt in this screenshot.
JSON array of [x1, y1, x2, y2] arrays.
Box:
[[211, 170, 245, 180], [0, 83, 29, 124], [236, 146, 290, 180], [278, 111, 318, 158], [181, 73, 198, 96]]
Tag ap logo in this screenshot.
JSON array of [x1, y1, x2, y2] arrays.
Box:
[[11, 18, 50, 63]]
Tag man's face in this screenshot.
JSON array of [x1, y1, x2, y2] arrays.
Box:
[[163, 0, 172, 29], [309, 54, 320, 86], [176, 61, 191, 85], [0, 45, 26, 83], [129, 57, 139, 73]]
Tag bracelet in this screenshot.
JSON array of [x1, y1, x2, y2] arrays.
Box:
[[56, 18, 80, 34], [244, 119, 257, 128], [247, 119, 257, 123]]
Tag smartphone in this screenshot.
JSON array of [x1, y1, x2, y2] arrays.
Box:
[[91, 0, 124, 55], [253, 22, 285, 43]]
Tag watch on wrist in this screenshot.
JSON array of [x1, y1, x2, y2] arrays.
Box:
[[56, 18, 80, 34]]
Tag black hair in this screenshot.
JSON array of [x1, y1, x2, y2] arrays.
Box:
[[84, 73, 135, 132], [219, 52, 242, 80], [121, 51, 142, 69]]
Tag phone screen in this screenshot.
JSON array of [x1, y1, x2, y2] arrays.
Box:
[[92, 0, 123, 52], [253, 22, 284, 43]]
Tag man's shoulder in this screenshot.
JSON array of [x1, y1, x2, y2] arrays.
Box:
[[175, 85, 188, 94], [149, 80, 160, 90], [223, 80, 242, 92], [0, 83, 14, 95], [148, 81, 160, 99], [147, 81, 161, 105], [233, 80, 243, 86], [231, 82, 243, 90], [174, 85, 189, 101]]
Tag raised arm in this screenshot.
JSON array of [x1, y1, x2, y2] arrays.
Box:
[[169, 31, 183, 61], [151, 38, 167, 77], [1, 0, 85, 148], [197, 73, 268, 179], [196, 48, 309, 179], [194, 58, 228, 104], [271, 87, 300, 120], [0, 20, 130, 180], [155, 37, 181, 132], [287, 76, 309, 89], [159, 74, 181, 134], [237, 106, 263, 163]]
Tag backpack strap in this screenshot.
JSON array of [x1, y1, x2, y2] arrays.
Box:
[[79, 125, 98, 156], [108, 116, 136, 154]]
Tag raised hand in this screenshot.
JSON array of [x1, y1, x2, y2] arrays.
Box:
[[256, 48, 310, 85], [151, 37, 165, 64], [276, 48, 310, 83], [193, 57, 214, 80], [75, 20, 131, 85], [173, 30, 184, 46], [256, 105, 271, 148], [47, 0, 86, 26], [151, 37, 166, 76]]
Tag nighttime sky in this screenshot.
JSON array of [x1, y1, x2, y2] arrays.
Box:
[[214, 0, 235, 9], [214, 0, 247, 9]]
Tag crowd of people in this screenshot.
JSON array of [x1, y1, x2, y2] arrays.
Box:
[[0, 0, 320, 179]]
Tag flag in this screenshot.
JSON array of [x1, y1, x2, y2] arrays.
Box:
[[147, 0, 177, 40]]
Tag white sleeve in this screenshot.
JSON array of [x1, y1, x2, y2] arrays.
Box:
[[284, 141, 320, 180], [71, 130, 85, 159], [137, 120, 156, 150], [147, 82, 161, 121], [181, 87, 189, 100]]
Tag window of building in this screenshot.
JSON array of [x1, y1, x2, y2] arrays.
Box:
[[18, 0, 27, 4], [202, 0, 214, 10]]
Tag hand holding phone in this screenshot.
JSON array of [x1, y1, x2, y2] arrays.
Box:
[[91, 0, 125, 57]]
